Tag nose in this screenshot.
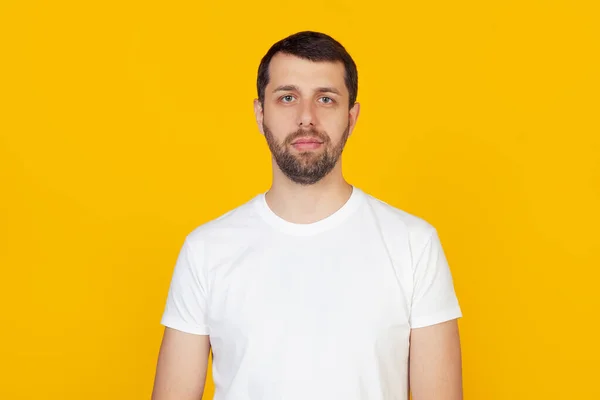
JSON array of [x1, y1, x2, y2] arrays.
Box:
[[297, 100, 317, 127]]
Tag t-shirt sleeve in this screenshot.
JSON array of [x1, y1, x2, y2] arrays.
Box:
[[160, 238, 210, 335], [409, 228, 462, 329]]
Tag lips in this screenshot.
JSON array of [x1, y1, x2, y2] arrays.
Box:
[[292, 137, 323, 145]]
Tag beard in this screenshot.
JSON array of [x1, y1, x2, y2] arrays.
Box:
[[263, 122, 350, 185]]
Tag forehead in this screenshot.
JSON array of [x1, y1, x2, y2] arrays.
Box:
[[267, 52, 347, 95]]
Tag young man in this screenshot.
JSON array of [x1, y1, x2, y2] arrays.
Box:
[[152, 31, 463, 400]]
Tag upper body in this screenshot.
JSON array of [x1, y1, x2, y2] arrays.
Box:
[[152, 31, 463, 400]]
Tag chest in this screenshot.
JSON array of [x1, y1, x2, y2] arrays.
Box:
[[206, 235, 411, 343]]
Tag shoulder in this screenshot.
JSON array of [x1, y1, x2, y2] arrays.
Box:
[[360, 189, 439, 255], [184, 194, 265, 250]]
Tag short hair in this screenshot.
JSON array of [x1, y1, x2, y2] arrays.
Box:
[[257, 31, 358, 108]]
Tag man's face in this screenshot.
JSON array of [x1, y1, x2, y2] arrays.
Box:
[[254, 53, 360, 185]]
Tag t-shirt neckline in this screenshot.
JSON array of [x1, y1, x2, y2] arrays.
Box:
[[255, 186, 365, 236]]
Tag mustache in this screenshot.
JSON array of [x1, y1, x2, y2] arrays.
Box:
[[283, 128, 330, 145]]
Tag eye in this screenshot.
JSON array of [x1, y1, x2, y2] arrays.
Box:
[[319, 96, 334, 104], [280, 95, 295, 103]]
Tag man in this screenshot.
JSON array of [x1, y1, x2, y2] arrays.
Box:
[[152, 31, 463, 400]]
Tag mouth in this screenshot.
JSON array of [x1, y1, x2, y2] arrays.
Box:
[[291, 137, 324, 151], [291, 137, 324, 145]]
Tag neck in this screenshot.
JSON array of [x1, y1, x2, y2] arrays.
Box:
[[265, 163, 353, 224]]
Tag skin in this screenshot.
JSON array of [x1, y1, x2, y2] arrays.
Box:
[[151, 328, 210, 400], [253, 52, 360, 224], [409, 320, 463, 400], [151, 51, 463, 400]]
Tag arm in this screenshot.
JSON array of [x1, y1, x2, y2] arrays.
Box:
[[151, 328, 211, 400], [154, 237, 211, 398], [409, 319, 463, 400]]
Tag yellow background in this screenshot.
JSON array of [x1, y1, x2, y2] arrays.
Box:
[[1, 0, 599, 398]]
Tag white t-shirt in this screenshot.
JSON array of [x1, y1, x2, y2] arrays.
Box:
[[161, 186, 462, 400]]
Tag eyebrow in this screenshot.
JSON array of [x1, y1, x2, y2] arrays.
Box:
[[316, 87, 341, 96], [273, 85, 299, 93], [272, 85, 342, 96]]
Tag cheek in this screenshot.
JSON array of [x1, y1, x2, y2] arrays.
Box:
[[318, 110, 349, 138], [264, 107, 296, 133]]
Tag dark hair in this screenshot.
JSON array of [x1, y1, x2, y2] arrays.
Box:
[[257, 31, 358, 108]]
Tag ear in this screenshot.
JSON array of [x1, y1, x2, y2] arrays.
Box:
[[348, 102, 361, 136], [253, 99, 265, 135]]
